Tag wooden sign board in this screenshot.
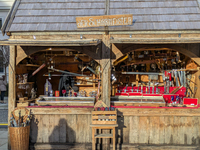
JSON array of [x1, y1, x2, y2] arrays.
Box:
[[76, 14, 133, 28]]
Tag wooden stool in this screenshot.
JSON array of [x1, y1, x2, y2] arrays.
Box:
[[90, 124, 118, 150], [90, 110, 118, 150]]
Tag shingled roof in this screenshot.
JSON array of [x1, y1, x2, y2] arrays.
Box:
[[2, 0, 200, 33]]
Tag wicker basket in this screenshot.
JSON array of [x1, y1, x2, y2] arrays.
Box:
[[9, 125, 30, 150]]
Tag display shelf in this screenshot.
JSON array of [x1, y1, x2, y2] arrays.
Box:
[[18, 64, 40, 67], [74, 84, 93, 87], [17, 82, 34, 85]]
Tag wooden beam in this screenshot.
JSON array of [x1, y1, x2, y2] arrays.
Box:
[[110, 30, 200, 34], [27, 108, 93, 115], [26, 107, 200, 116], [117, 108, 200, 116], [12, 32, 105, 36], [110, 38, 200, 44], [0, 39, 101, 46], [101, 34, 111, 107], [8, 45, 16, 150]]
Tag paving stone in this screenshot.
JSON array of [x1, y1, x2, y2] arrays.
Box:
[[0, 138, 7, 146], [0, 131, 8, 139], [0, 143, 8, 150], [0, 109, 8, 123]]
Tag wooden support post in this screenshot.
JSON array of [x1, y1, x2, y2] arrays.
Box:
[[8, 45, 16, 150], [101, 33, 111, 150], [101, 34, 111, 107]]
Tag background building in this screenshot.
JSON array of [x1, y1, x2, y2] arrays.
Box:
[[0, 0, 14, 81]]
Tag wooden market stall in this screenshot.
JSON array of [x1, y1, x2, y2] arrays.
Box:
[[2, 0, 200, 149]]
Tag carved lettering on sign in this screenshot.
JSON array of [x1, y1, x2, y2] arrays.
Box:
[[76, 14, 133, 28]]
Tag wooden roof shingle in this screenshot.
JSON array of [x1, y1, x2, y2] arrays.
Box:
[[2, 0, 200, 33]]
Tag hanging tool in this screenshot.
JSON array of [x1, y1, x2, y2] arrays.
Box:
[[81, 66, 97, 75], [152, 82, 154, 94], [137, 84, 140, 92], [124, 84, 128, 93], [48, 67, 88, 76], [148, 81, 151, 93], [32, 63, 46, 76], [174, 70, 179, 86], [114, 54, 128, 66], [155, 82, 159, 94], [171, 71, 174, 87], [131, 83, 134, 92], [141, 84, 143, 93]]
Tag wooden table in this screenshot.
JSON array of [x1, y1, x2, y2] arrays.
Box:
[[90, 124, 118, 150]]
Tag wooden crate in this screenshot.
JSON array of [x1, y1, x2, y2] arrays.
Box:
[[92, 110, 117, 125], [17, 102, 29, 107]]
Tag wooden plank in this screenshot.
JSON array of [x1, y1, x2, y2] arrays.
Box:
[[76, 115, 90, 143], [66, 114, 77, 143], [12, 34, 102, 40], [37, 115, 43, 143], [42, 115, 49, 143], [92, 121, 117, 125], [0, 39, 101, 46], [95, 134, 113, 138], [117, 108, 200, 117], [116, 116, 123, 144], [28, 108, 93, 115], [138, 117, 149, 144], [179, 117, 186, 145], [192, 117, 198, 145], [197, 117, 200, 145], [92, 116, 117, 119], [149, 117, 160, 144], [76, 14, 133, 28], [28, 107, 200, 116], [159, 116, 165, 144], [48, 115, 55, 143], [92, 111, 117, 115], [164, 116, 173, 144], [59, 114, 67, 143], [186, 117, 193, 145], [122, 116, 130, 143], [53, 115, 60, 143], [172, 116, 180, 144], [110, 38, 200, 44], [30, 115, 39, 143], [31, 143, 200, 150], [129, 116, 139, 143], [88, 115, 92, 143]]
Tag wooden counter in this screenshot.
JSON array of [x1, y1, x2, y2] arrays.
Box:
[[28, 107, 200, 145]]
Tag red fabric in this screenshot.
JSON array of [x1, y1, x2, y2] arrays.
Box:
[[111, 105, 200, 109], [27, 106, 94, 108]]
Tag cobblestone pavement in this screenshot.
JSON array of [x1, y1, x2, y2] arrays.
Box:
[[0, 109, 8, 123], [0, 129, 8, 150]]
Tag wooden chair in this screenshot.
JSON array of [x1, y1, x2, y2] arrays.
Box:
[[90, 110, 118, 150]]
